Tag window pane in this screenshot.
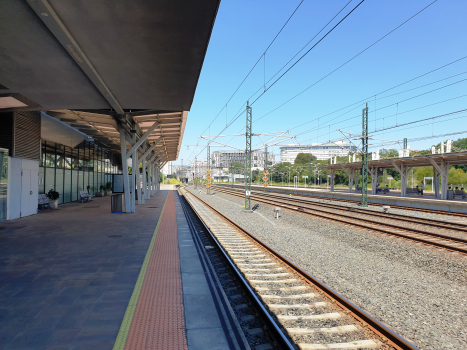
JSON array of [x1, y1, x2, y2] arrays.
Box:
[[56, 169, 64, 204], [38, 167, 45, 194], [45, 142, 56, 168], [56, 144, 65, 168], [64, 147, 72, 170], [72, 170, 78, 201], [64, 169, 72, 203], [45, 168, 55, 194]]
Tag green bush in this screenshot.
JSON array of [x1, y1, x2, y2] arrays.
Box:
[[46, 189, 60, 200]]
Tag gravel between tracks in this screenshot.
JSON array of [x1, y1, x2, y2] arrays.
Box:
[[186, 186, 467, 350]]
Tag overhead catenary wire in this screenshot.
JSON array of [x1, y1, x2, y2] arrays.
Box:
[[246, 0, 355, 102], [297, 95, 467, 147], [196, 0, 305, 140], [229, 0, 447, 144], [250, 0, 367, 106], [254, 0, 441, 124], [295, 78, 467, 138], [208, 0, 369, 145]]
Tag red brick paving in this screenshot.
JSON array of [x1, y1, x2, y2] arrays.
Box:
[[124, 191, 188, 350]]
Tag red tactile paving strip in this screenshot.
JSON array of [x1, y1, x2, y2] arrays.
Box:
[[124, 191, 188, 350]]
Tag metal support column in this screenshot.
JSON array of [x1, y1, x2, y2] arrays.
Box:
[[119, 127, 132, 213], [207, 145, 211, 194], [308, 154, 312, 186], [244, 101, 252, 211], [264, 145, 268, 193], [361, 103, 369, 207], [194, 157, 198, 189], [131, 133, 137, 212]]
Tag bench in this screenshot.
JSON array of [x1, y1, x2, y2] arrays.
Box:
[[38, 194, 50, 209], [406, 188, 420, 196], [79, 190, 90, 203], [454, 190, 466, 199], [356, 186, 362, 193]]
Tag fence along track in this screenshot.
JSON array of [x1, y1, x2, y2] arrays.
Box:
[[212, 186, 467, 254], [180, 188, 419, 350]]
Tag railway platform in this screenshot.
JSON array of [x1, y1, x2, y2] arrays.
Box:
[[224, 183, 467, 214], [0, 187, 236, 350]]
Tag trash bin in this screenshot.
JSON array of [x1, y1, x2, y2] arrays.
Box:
[[111, 193, 124, 213], [447, 190, 454, 200]]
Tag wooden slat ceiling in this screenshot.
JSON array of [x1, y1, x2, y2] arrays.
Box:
[[47, 110, 187, 162]]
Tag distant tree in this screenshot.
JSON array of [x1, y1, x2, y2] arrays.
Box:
[[453, 137, 467, 151], [294, 153, 317, 165]]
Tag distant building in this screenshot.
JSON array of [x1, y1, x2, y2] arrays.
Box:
[[211, 150, 275, 169], [280, 141, 357, 163], [190, 160, 208, 177]]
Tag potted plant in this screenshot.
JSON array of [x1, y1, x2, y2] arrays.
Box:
[[90, 186, 95, 197], [97, 185, 105, 197], [105, 182, 112, 196], [46, 189, 60, 209]]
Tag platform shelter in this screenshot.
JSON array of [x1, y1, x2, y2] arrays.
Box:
[[323, 152, 467, 200], [0, 0, 220, 218]]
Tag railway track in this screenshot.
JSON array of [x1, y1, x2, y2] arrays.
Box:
[[180, 187, 419, 350], [216, 184, 467, 218], [212, 186, 467, 254]]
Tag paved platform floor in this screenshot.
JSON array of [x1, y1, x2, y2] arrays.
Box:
[[0, 189, 233, 350]]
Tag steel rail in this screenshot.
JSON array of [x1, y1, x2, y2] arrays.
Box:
[[217, 183, 467, 218], [178, 189, 296, 349], [215, 186, 467, 232], [212, 186, 467, 254], [181, 188, 420, 350]]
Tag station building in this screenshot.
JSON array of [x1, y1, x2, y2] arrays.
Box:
[[211, 150, 276, 168], [280, 141, 357, 163]]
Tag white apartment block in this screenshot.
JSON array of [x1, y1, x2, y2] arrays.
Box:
[[280, 141, 357, 163], [211, 150, 275, 169]]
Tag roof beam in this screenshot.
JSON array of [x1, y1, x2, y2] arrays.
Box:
[[126, 120, 160, 157], [138, 137, 162, 164], [26, 0, 124, 114]]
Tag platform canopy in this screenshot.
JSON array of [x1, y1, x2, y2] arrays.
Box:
[[322, 152, 467, 171], [322, 152, 467, 200], [0, 0, 220, 161]]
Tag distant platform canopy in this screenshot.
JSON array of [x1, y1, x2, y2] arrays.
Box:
[[322, 152, 467, 200]]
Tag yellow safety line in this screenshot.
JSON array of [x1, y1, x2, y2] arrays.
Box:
[[112, 193, 169, 350]]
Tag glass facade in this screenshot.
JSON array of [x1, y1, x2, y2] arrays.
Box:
[[39, 140, 122, 204]]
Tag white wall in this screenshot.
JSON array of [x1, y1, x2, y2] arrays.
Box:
[[7, 157, 39, 220]]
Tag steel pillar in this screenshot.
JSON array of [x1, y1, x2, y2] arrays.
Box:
[[244, 101, 253, 211], [361, 103, 369, 207], [131, 133, 137, 211], [264, 146, 268, 192], [369, 167, 377, 195], [330, 170, 335, 192], [119, 127, 132, 213], [207, 145, 211, 194], [308, 154, 312, 186]]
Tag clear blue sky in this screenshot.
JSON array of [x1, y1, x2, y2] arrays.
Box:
[[178, 0, 467, 165]]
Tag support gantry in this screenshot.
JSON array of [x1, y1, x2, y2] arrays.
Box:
[[361, 103, 369, 207], [244, 101, 253, 211]]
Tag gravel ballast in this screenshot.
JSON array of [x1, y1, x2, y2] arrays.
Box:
[[186, 186, 467, 350]]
